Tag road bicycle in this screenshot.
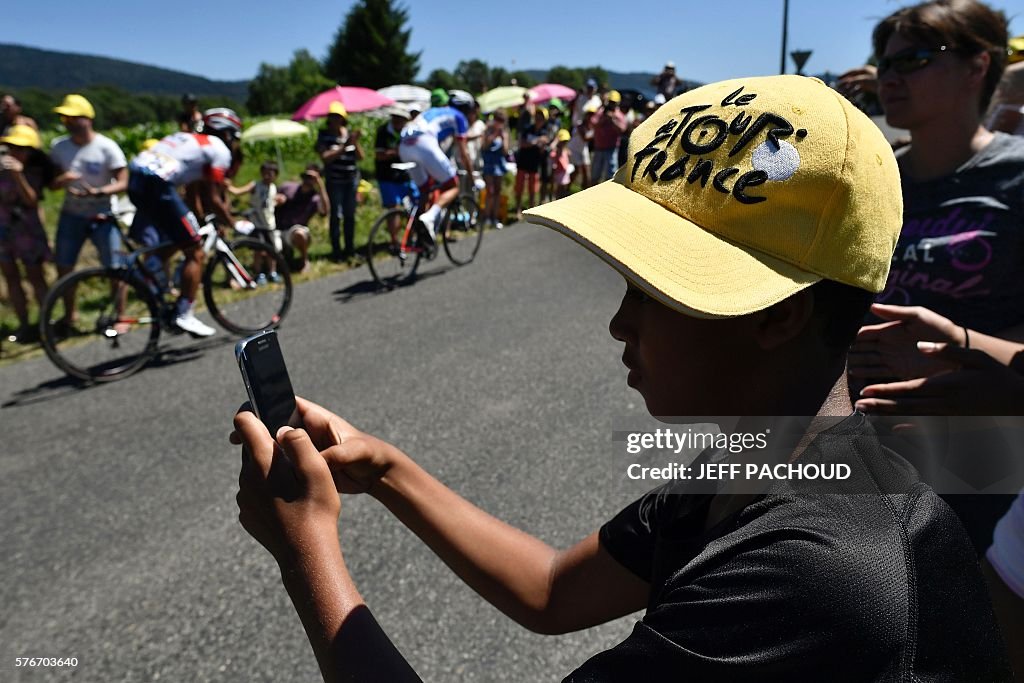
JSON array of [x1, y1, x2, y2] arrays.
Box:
[[365, 167, 483, 289], [38, 214, 292, 382]]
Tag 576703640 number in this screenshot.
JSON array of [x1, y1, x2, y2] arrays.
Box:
[[15, 657, 78, 667]]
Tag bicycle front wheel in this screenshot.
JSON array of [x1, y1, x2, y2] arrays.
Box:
[[203, 238, 292, 335], [442, 195, 483, 266], [366, 208, 422, 288], [40, 267, 160, 382]]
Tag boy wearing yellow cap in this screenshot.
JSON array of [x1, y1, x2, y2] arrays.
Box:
[[0, 125, 58, 343], [232, 76, 1010, 680]]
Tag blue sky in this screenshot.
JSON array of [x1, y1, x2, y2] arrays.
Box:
[[5, 0, 1022, 84]]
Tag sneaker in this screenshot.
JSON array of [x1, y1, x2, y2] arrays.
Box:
[[494, 221, 504, 230], [416, 218, 436, 247], [173, 310, 216, 338], [256, 273, 268, 286], [420, 211, 439, 241], [268, 271, 281, 283]]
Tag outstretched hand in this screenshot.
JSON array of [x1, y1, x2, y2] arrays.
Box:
[[849, 304, 964, 382], [855, 343, 1024, 416]]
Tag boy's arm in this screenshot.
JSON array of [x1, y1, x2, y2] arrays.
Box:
[[294, 398, 650, 635]]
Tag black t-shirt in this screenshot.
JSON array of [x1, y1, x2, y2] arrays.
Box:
[[566, 415, 1011, 682], [316, 129, 359, 184], [875, 132, 1024, 334], [374, 122, 410, 184]]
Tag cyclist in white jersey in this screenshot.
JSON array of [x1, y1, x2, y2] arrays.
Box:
[[398, 90, 478, 243], [127, 108, 241, 337]]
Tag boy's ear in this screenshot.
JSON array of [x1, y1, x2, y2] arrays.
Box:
[[748, 289, 815, 350]]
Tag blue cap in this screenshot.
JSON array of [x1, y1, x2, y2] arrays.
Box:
[[586, 78, 598, 89]]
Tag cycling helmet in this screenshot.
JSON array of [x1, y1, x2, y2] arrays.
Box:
[[448, 91, 475, 110], [202, 108, 243, 140]]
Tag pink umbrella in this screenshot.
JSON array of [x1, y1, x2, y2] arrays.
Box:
[[529, 83, 577, 104], [292, 86, 395, 120]]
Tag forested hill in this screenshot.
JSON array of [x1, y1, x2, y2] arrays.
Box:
[[0, 44, 249, 100]]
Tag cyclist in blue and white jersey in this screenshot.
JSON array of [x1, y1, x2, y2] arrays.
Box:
[[126, 108, 241, 337], [398, 89, 480, 243]]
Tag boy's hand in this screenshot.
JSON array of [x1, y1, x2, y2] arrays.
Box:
[[231, 396, 400, 495], [234, 409, 342, 566]]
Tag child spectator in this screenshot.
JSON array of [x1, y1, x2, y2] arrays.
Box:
[[234, 161, 282, 282], [481, 111, 509, 229], [550, 129, 573, 199]]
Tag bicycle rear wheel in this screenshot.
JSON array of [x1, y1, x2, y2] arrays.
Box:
[[366, 208, 422, 288], [442, 195, 483, 266], [39, 267, 160, 382], [203, 238, 292, 335]]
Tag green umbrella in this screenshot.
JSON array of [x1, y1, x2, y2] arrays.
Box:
[[477, 86, 528, 113], [241, 119, 311, 169]]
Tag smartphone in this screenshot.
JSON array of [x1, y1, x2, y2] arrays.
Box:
[[235, 329, 300, 435]]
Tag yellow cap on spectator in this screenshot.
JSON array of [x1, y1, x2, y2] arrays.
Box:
[[557, 129, 571, 142], [54, 94, 95, 119], [328, 102, 348, 119], [0, 124, 42, 149], [607, 90, 622, 104]]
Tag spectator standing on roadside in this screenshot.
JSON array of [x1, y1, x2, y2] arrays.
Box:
[[550, 129, 573, 199], [1, 94, 37, 135], [651, 61, 679, 99], [838, 0, 1023, 337], [49, 94, 129, 328], [0, 125, 57, 343], [839, 0, 1021, 573], [374, 104, 416, 247], [571, 78, 601, 129], [481, 110, 508, 229], [316, 102, 364, 262], [274, 164, 326, 274], [178, 94, 202, 133], [590, 91, 627, 182], [568, 114, 593, 190], [513, 108, 549, 218]]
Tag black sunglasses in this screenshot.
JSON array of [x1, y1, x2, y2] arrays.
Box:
[[877, 45, 951, 76]]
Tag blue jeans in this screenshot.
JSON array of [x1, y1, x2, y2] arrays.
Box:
[[591, 149, 618, 183], [55, 212, 125, 268], [327, 178, 358, 257]]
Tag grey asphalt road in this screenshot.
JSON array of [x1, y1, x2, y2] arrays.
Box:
[[1, 223, 651, 682]]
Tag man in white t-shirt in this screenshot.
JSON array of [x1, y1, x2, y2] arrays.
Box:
[[50, 95, 129, 268], [49, 94, 129, 331]]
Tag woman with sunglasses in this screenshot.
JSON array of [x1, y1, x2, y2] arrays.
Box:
[[840, 1, 1021, 338]]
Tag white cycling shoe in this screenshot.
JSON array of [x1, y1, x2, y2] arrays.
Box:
[[174, 310, 216, 338]]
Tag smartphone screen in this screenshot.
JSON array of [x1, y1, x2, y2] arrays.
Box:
[[236, 330, 298, 435]]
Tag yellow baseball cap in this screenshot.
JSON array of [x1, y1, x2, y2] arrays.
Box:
[[557, 129, 571, 142], [525, 75, 902, 318], [54, 94, 95, 119], [0, 124, 42, 149], [607, 90, 622, 104], [328, 101, 348, 118]]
